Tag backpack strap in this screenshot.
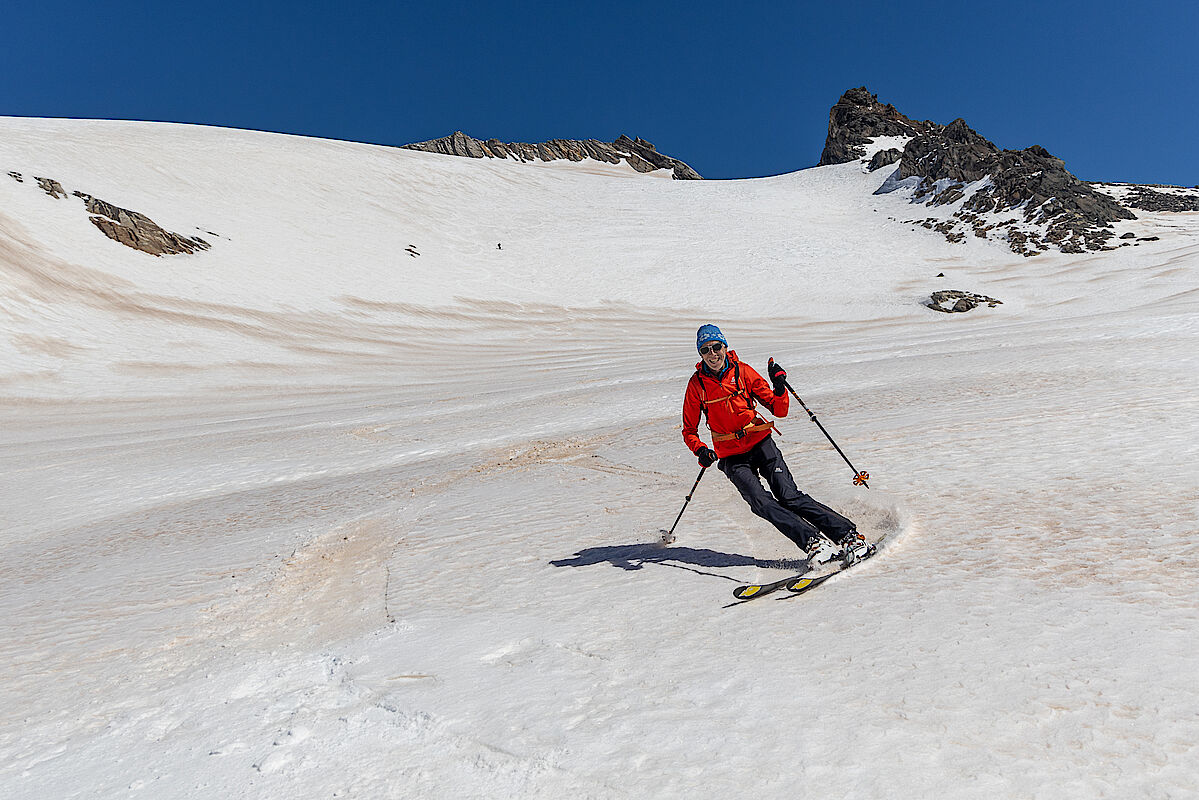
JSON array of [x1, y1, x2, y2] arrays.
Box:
[[693, 362, 779, 442], [696, 362, 748, 409]]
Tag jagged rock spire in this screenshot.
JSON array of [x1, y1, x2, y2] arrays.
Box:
[[819, 87, 931, 166]]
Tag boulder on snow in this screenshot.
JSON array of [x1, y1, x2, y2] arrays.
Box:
[[926, 289, 1003, 313]]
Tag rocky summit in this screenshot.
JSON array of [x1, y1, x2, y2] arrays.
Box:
[[823, 88, 1137, 256], [819, 87, 933, 166], [402, 132, 702, 180]]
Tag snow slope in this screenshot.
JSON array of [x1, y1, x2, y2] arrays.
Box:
[[1, 118, 1197, 798]]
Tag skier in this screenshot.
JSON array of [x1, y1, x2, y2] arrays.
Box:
[[682, 324, 868, 564]]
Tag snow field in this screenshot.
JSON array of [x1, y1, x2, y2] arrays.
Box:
[[1, 118, 1198, 798]]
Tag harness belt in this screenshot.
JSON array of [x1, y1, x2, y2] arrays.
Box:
[[711, 419, 776, 442]]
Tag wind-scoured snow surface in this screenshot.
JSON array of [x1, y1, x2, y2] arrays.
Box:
[[2, 118, 1197, 798]]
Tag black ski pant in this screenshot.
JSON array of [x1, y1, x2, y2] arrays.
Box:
[[717, 435, 855, 551]]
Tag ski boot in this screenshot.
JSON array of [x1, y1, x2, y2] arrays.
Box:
[[804, 534, 842, 565], [839, 530, 875, 567]]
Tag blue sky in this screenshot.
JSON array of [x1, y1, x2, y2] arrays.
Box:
[[2, 0, 1195, 184]]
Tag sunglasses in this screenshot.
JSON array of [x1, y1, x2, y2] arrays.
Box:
[[699, 342, 725, 355]]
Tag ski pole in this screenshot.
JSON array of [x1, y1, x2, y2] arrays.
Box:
[[770, 358, 871, 488], [659, 467, 707, 544]]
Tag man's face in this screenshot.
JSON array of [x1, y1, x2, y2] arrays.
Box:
[[699, 340, 727, 370]]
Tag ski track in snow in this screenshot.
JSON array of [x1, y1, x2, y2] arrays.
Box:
[[1, 118, 1198, 798]]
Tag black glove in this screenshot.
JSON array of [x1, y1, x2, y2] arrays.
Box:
[[767, 358, 787, 396], [696, 447, 718, 468]]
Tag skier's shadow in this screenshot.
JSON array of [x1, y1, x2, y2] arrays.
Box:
[[549, 543, 807, 583]]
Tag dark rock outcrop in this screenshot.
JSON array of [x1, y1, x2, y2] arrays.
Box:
[[868, 148, 903, 171], [829, 87, 1138, 256], [402, 132, 702, 180], [892, 118, 1134, 253], [1124, 187, 1199, 212], [72, 191, 211, 256], [8, 169, 213, 256], [927, 290, 1003, 313], [819, 88, 933, 166]]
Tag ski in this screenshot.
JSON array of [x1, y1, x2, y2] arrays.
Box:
[[731, 573, 802, 601], [785, 568, 845, 594], [732, 556, 846, 600], [786, 543, 877, 595], [732, 543, 878, 601]]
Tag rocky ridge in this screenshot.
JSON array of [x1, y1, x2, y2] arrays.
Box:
[[402, 132, 702, 180], [1122, 186, 1199, 213], [823, 88, 1138, 256]]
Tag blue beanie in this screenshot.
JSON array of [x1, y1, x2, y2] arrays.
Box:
[[696, 324, 727, 352]]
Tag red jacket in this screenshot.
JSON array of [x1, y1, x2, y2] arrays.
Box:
[[682, 350, 788, 459]]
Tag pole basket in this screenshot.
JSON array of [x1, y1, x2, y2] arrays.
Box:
[[853, 471, 870, 486]]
